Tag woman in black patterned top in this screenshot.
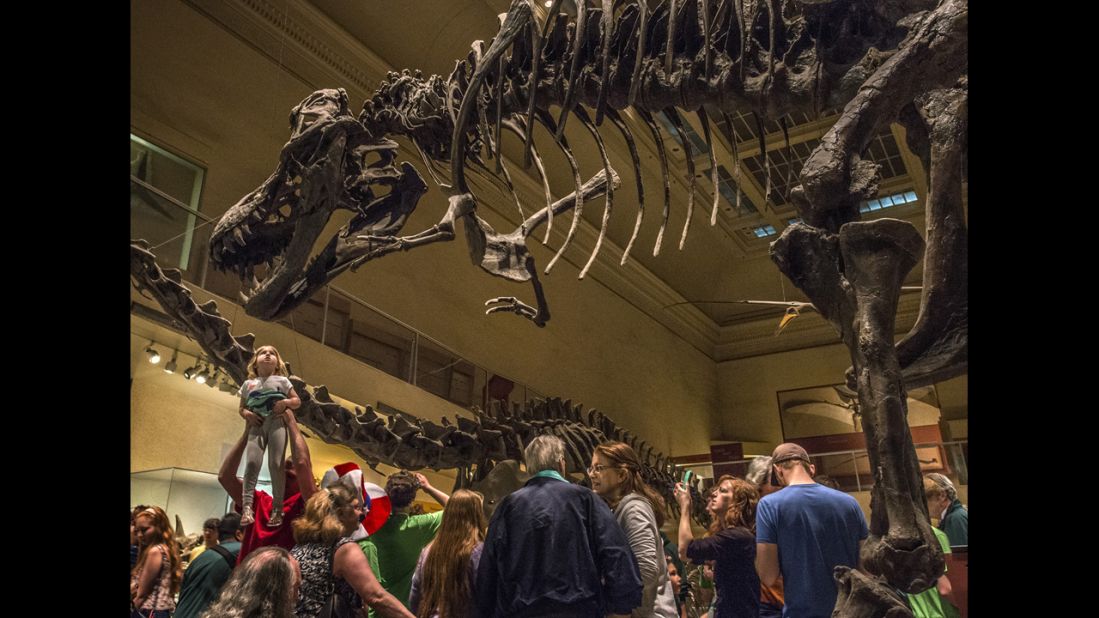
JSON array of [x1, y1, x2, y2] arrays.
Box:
[[290, 484, 414, 618]]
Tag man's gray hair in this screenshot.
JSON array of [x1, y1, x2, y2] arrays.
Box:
[[925, 472, 958, 501], [525, 434, 566, 473], [745, 456, 772, 486]]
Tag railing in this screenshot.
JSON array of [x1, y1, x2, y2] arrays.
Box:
[[131, 176, 544, 411], [695, 440, 969, 493]]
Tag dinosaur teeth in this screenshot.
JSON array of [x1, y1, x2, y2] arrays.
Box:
[[232, 228, 246, 246]]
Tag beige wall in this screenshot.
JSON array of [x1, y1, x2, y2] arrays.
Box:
[[716, 342, 854, 453]]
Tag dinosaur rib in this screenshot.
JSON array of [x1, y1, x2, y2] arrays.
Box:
[[665, 0, 678, 75], [536, 112, 585, 275], [754, 111, 770, 205], [720, 110, 745, 215], [627, 0, 648, 107], [780, 116, 792, 203], [574, 106, 615, 280], [494, 54, 506, 174], [451, 2, 532, 194], [593, 0, 616, 126], [701, 0, 712, 77], [502, 117, 554, 241], [697, 107, 720, 226], [554, 0, 588, 141], [521, 0, 562, 168], [604, 107, 645, 265], [664, 108, 696, 251], [634, 108, 671, 257]]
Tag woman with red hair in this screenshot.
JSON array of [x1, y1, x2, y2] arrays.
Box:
[[674, 476, 760, 618]]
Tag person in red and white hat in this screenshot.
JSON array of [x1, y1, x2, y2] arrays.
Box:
[[320, 462, 392, 540]]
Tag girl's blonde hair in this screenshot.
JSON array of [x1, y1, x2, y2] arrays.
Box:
[[246, 345, 288, 379], [132, 505, 183, 595], [416, 490, 487, 618], [292, 484, 358, 546]]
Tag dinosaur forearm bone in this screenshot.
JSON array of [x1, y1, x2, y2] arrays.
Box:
[[881, 81, 968, 389]]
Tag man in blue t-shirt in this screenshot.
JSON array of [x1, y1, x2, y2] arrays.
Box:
[[756, 443, 868, 618]]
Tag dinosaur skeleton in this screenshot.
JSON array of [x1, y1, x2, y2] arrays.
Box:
[[192, 1, 966, 614]]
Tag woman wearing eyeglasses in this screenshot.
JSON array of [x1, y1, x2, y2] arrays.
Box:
[[589, 441, 679, 618]]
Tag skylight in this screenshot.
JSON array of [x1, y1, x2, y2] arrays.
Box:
[[859, 190, 919, 213], [753, 224, 777, 238]]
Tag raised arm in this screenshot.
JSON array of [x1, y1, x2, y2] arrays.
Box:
[[334, 542, 416, 618], [413, 472, 449, 506], [283, 408, 317, 500], [673, 482, 693, 563], [218, 427, 249, 505]]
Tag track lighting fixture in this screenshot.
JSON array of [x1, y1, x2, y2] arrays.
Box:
[[206, 367, 220, 388], [183, 364, 197, 380], [163, 350, 178, 374], [195, 362, 209, 384], [145, 342, 161, 364]]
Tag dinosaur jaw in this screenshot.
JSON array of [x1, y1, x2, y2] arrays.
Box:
[[240, 207, 333, 320], [210, 139, 426, 321]]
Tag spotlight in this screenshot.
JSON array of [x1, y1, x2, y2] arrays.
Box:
[[195, 363, 208, 384], [206, 367, 220, 388], [183, 364, 197, 380], [145, 342, 161, 364], [163, 350, 179, 374]]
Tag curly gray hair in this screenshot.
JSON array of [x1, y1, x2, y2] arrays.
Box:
[[745, 456, 773, 486], [524, 434, 566, 473]]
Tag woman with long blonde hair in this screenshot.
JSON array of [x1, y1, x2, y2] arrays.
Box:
[[130, 506, 182, 617], [674, 475, 760, 618], [589, 441, 678, 618], [408, 489, 488, 618], [290, 484, 414, 618]]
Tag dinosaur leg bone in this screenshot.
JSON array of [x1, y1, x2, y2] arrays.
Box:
[[840, 219, 943, 594]]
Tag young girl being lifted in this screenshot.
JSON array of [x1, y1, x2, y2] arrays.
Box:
[[238, 345, 301, 527]]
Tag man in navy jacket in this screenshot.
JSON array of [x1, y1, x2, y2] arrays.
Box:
[[475, 435, 642, 618]]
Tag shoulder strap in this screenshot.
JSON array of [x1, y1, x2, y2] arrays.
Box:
[[209, 544, 237, 570]]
